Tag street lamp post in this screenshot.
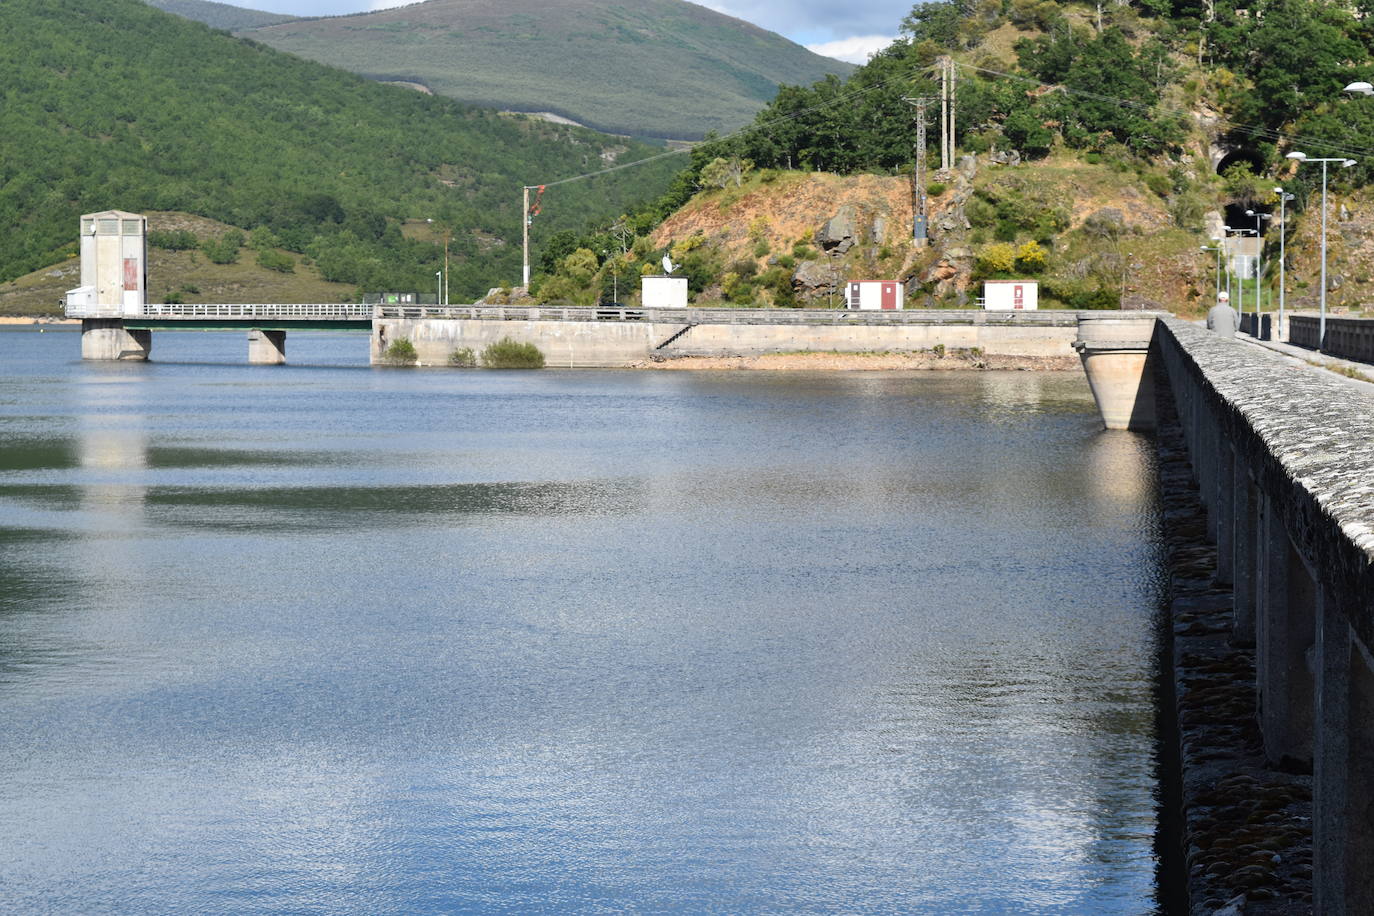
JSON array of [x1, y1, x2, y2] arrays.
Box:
[[1221, 225, 1234, 305], [427, 219, 451, 306], [1285, 152, 1357, 347], [1272, 187, 1294, 339], [435, 271, 442, 305], [1228, 227, 1257, 325], [1244, 209, 1272, 323]]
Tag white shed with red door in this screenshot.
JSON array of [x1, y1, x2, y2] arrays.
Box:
[[983, 280, 1038, 311], [847, 281, 904, 310]]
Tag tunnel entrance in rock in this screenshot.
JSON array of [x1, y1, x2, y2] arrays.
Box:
[[1217, 148, 1266, 176], [1224, 202, 1271, 236]]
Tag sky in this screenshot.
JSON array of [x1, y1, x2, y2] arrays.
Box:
[[231, 0, 907, 63]]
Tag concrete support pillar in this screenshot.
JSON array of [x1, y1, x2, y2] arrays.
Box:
[[1232, 455, 1258, 645], [80, 319, 150, 361], [248, 329, 286, 365], [1257, 511, 1317, 770], [1214, 439, 1235, 586], [1072, 316, 1157, 431]]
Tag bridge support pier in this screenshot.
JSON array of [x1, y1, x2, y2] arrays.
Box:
[[248, 329, 286, 365], [81, 319, 150, 361], [1072, 315, 1156, 431]]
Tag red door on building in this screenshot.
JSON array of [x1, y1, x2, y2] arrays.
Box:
[[881, 283, 897, 310]]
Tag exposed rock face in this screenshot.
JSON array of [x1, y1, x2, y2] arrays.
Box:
[[792, 258, 838, 295], [958, 154, 978, 179], [989, 149, 1022, 166], [921, 245, 973, 298], [1205, 210, 1226, 241], [816, 205, 858, 253]]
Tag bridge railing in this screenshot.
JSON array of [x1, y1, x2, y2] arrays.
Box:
[[372, 305, 1135, 326], [138, 303, 374, 319]]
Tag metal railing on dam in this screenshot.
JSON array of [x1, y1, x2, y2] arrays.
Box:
[[1290, 314, 1374, 364], [67, 302, 375, 321], [1155, 317, 1374, 912]]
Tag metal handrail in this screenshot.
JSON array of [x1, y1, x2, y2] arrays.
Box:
[[66, 302, 375, 320]]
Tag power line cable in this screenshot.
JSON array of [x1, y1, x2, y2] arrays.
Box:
[[535, 68, 928, 188]]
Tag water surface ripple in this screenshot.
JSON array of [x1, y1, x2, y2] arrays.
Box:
[[0, 330, 1164, 913]]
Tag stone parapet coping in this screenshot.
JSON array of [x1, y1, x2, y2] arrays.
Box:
[[1159, 318, 1374, 641]]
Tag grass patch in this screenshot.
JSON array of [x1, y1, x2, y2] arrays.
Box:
[[481, 337, 545, 368]]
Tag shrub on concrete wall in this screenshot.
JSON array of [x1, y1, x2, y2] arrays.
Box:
[[448, 347, 477, 367], [383, 338, 418, 365], [481, 337, 545, 369]]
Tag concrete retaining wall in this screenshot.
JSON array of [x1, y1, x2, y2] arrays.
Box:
[[372, 318, 681, 368], [1156, 318, 1374, 913], [371, 312, 1090, 367], [1290, 315, 1374, 363], [673, 321, 1076, 358]]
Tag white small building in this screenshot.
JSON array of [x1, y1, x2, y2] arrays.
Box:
[[847, 281, 904, 310], [65, 210, 147, 316], [983, 279, 1038, 311], [641, 275, 688, 309]]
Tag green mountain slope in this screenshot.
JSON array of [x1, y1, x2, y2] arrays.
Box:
[[238, 0, 853, 140], [146, 0, 294, 30], [531, 0, 1374, 315], [0, 0, 680, 298]]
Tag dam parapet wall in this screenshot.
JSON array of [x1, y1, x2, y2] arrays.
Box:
[[1156, 318, 1374, 913]]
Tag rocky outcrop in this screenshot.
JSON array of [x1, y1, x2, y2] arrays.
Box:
[[792, 258, 838, 296], [816, 205, 858, 253]]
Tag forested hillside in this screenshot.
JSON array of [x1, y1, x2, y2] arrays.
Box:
[[146, 0, 294, 30], [0, 0, 679, 299], [238, 0, 852, 140], [530, 0, 1374, 313]]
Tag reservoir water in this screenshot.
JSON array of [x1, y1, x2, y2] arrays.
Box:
[[0, 329, 1164, 913]]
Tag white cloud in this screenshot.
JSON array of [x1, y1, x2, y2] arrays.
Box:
[[806, 35, 897, 64]]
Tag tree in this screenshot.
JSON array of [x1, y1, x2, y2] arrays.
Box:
[[699, 156, 754, 189]]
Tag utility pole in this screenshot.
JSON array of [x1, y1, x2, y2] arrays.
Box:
[[440, 224, 451, 305], [521, 184, 545, 289], [522, 186, 531, 289], [903, 96, 937, 246], [936, 57, 956, 173], [938, 58, 950, 173]]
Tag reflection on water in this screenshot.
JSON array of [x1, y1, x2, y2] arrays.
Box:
[[0, 330, 1164, 914]]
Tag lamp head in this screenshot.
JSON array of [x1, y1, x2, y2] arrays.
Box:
[[1286, 151, 1308, 161], [1245, 209, 1255, 216], [1345, 81, 1374, 96], [1344, 159, 1358, 168]]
